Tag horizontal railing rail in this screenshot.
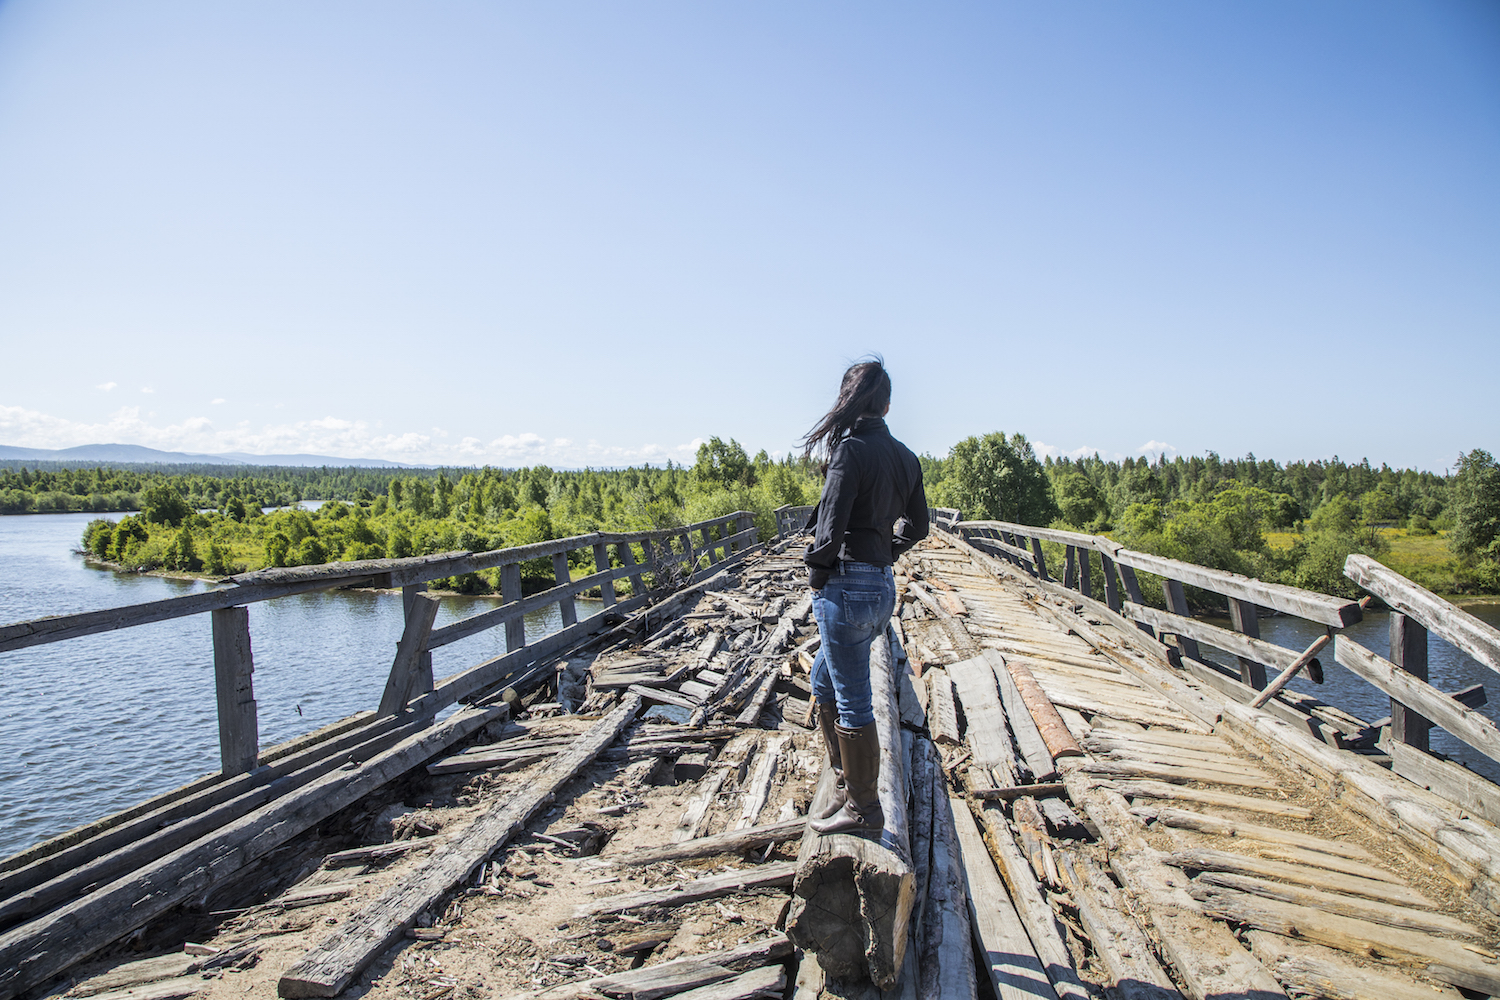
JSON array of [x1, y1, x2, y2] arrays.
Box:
[[0, 511, 760, 780], [772, 504, 964, 541], [930, 515, 1500, 825]]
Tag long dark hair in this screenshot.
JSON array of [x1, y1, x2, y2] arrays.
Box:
[[802, 357, 892, 465]]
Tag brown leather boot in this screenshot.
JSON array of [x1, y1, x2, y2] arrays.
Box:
[[814, 701, 846, 820], [809, 722, 883, 835]]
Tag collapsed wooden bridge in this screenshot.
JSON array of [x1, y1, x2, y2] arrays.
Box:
[[2, 507, 1500, 1000]]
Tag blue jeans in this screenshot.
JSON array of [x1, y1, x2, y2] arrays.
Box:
[[810, 561, 897, 729]]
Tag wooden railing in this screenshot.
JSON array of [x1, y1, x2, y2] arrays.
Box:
[[936, 516, 1500, 823], [0, 512, 759, 778]]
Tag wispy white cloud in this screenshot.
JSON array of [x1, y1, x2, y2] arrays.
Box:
[[140, 387, 155, 394], [210, 398, 226, 405], [95, 381, 117, 392], [1137, 440, 1177, 460], [0, 403, 702, 467], [1033, 440, 1115, 461]]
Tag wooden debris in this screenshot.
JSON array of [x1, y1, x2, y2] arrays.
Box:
[[278, 696, 643, 998], [1055, 848, 1182, 999], [997, 655, 1084, 761], [925, 668, 962, 745], [597, 817, 805, 867]]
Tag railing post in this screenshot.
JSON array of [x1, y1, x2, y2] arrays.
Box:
[[1100, 553, 1122, 612], [592, 542, 616, 607], [552, 552, 577, 627], [1390, 612, 1431, 751], [1063, 545, 1077, 589], [1162, 579, 1202, 661], [1077, 549, 1093, 600], [1227, 598, 1269, 689], [500, 561, 526, 651], [211, 606, 258, 775], [379, 591, 439, 716], [737, 513, 756, 548], [1029, 537, 1050, 582], [703, 524, 720, 565], [620, 541, 645, 597], [402, 584, 435, 696], [1116, 565, 1154, 637]]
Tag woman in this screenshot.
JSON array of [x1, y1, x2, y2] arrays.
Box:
[[802, 359, 928, 835]]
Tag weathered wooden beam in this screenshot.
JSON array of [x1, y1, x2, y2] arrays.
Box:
[[1336, 636, 1500, 764], [1385, 740, 1500, 827], [377, 592, 439, 717], [1196, 869, 1483, 939], [1054, 848, 1182, 1000], [913, 746, 976, 1000], [946, 653, 1020, 786], [1189, 882, 1500, 995], [996, 655, 1083, 763], [0, 704, 503, 1000], [278, 695, 643, 998], [500, 561, 525, 651], [0, 714, 426, 932], [1388, 612, 1431, 750], [1116, 548, 1361, 627], [1249, 633, 1331, 709], [495, 933, 792, 1000], [211, 606, 258, 775], [925, 668, 961, 745], [1345, 554, 1500, 672]]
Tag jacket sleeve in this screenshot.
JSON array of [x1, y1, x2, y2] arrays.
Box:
[[803, 442, 859, 589], [891, 469, 929, 560]]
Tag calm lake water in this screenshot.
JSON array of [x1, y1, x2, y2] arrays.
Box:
[[0, 512, 600, 858]]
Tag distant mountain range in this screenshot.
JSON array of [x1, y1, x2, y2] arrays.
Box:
[[0, 444, 416, 468]]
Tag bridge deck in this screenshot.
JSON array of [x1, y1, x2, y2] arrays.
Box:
[[22, 536, 1500, 1000]]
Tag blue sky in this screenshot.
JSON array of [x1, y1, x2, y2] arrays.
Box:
[[0, 1, 1495, 471]]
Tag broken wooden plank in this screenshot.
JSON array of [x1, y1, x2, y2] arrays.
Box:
[[1142, 806, 1373, 860], [1098, 779, 1313, 820], [925, 668, 961, 745], [986, 650, 1058, 781], [1196, 870, 1485, 940], [497, 933, 793, 1000], [1054, 848, 1182, 1000], [997, 655, 1083, 762], [278, 696, 642, 998], [1245, 929, 1465, 1000], [1164, 848, 1431, 907], [947, 653, 1020, 786], [947, 796, 1055, 999], [596, 818, 805, 867], [975, 803, 1092, 1000], [574, 861, 798, 917]]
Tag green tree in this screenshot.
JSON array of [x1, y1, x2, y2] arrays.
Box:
[[1450, 449, 1500, 559], [939, 432, 1058, 525], [141, 482, 191, 527]]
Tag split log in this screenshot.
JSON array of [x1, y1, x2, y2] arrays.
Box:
[[1098, 778, 1313, 820], [574, 861, 797, 917], [278, 695, 643, 998], [667, 965, 786, 1000], [1053, 849, 1182, 1000], [735, 737, 786, 829], [913, 744, 976, 1000], [735, 671, 779, 727], [1143, 806, 1373, 860], [631, 683, 702, 710], [497, 933, 793, 1000], [1080, 759, 1271, 789], [996, 655, 1083, 761], [597, 818, 805, 867], [1059, 764, 1290, 1000], [323, 836, 441, 867], [925, 669, 961, 745], [946, 653, 1020, 786], [1190, 882, 1500, 995], [786, 629, 914, 990], [1164, 848, 1431, 907], [946, 796, 1054, 999], [1196, 869, 1485, 939], [974, 803, 1092, 1000], [986, 651, 1057, 781], [969, 783, 1067, 802], [674, 769, 729, 842], [1245, 929, 1465, 1000]]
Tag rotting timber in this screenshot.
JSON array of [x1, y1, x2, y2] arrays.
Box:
[[1, 512, 1500, 999]]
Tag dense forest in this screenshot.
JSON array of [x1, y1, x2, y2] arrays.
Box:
[[5, 431, 1496, 600]]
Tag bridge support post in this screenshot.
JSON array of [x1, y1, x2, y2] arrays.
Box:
[[1162, 579, 1202, 662], [593, 542, 616, 607], [1063, 545, 1077, 589], [1390, 612, 1431, 751], [552, 553, 577, 627], [501, 563, 525, 651]]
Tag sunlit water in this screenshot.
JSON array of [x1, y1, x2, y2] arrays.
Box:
[[0, 512, 600, 858]]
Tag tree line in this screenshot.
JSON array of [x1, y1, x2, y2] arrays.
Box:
[[921, 433, 1499, 598], [76, 440, 822, 595]]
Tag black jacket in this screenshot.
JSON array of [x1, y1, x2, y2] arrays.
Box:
[[804, 417, 929, 590]]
